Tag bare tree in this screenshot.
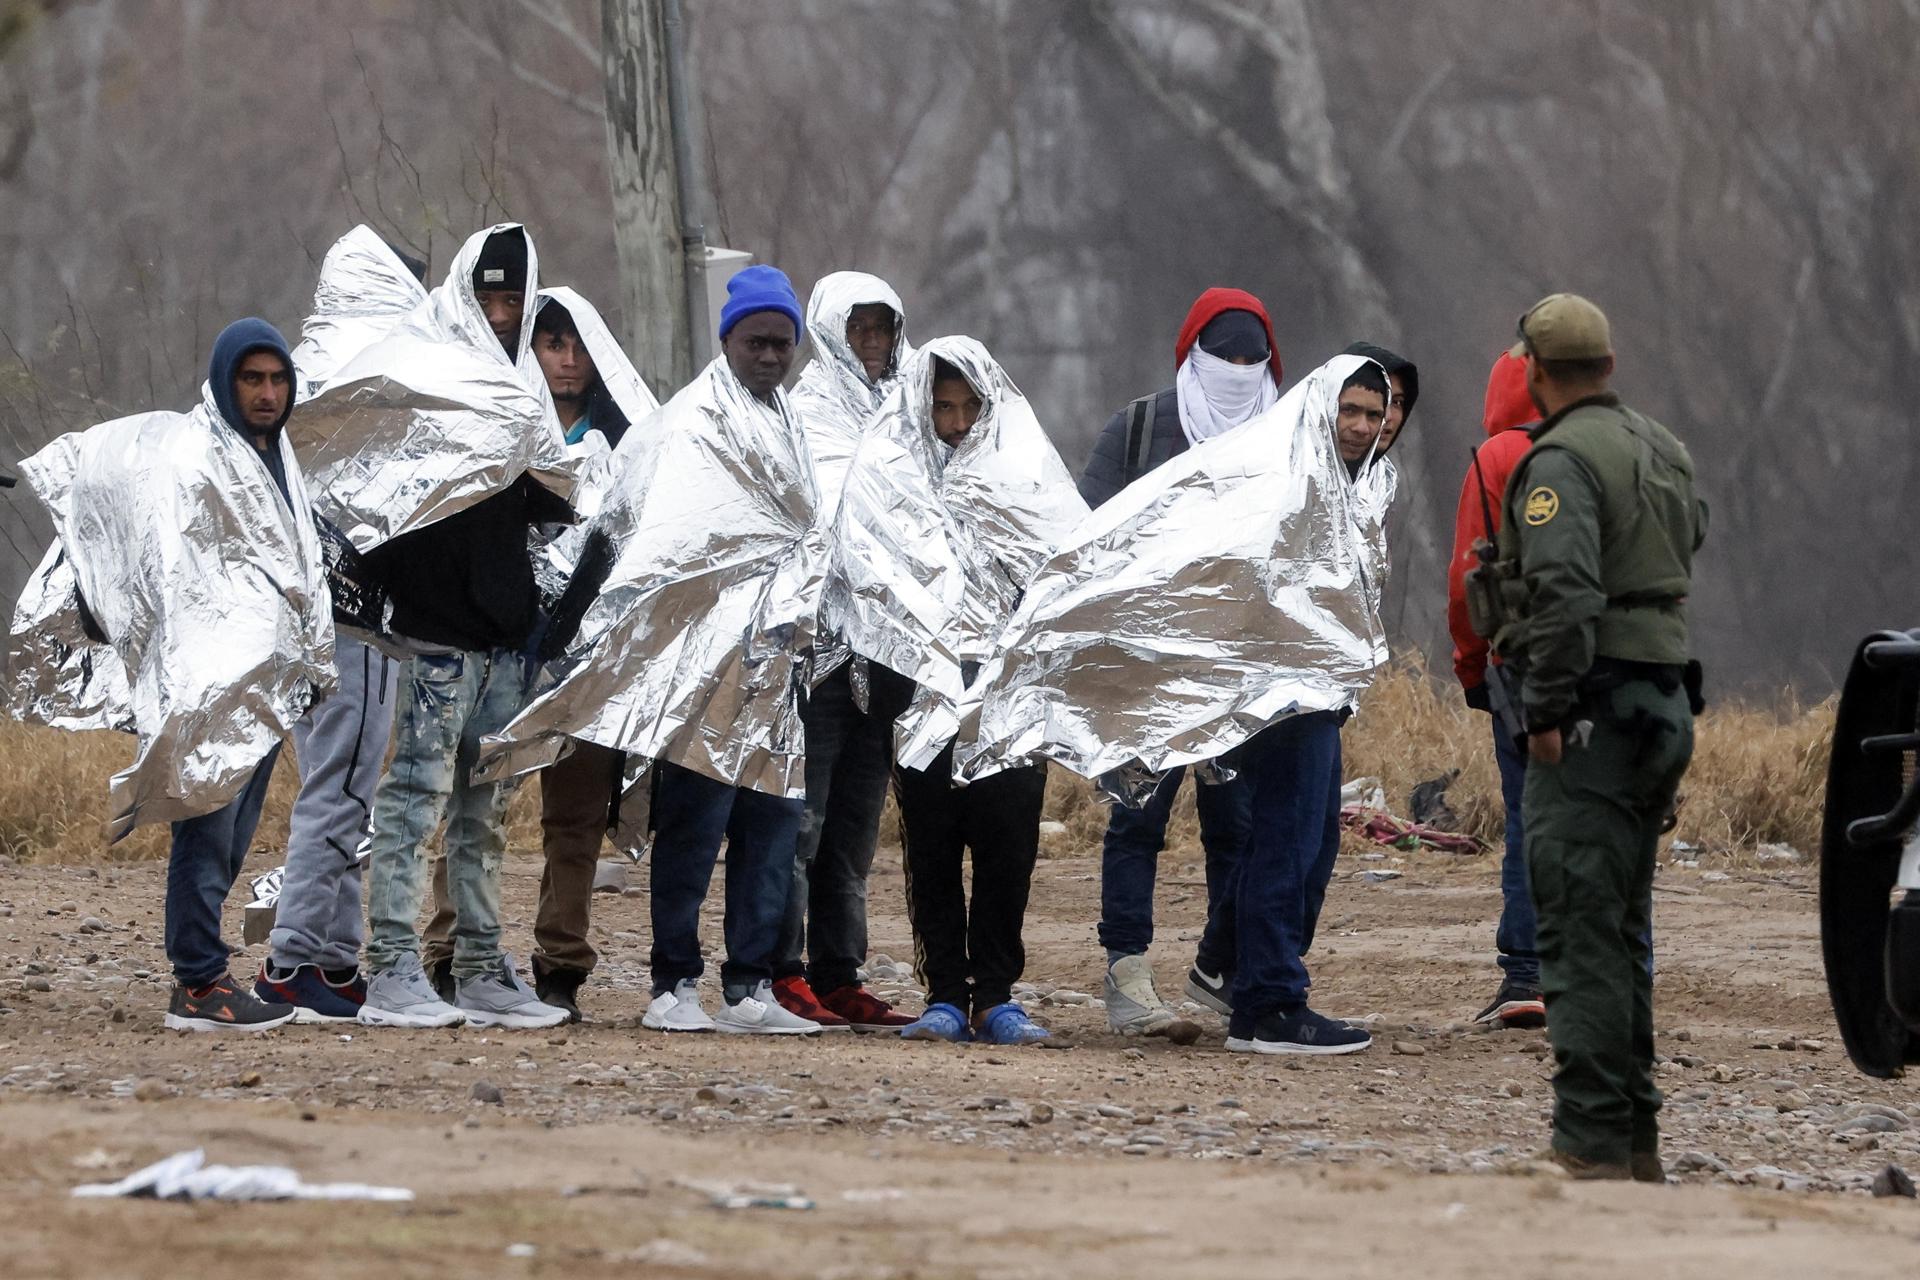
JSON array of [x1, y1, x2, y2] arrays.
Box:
[[601, 0, 692, 391]]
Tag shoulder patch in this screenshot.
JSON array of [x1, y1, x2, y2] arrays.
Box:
[[1523, 486, 1559, 526]]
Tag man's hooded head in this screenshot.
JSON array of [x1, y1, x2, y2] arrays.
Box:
[[209, 317, 296, 440], [1336, 361, 1389, 469], [472, 228, 530, 358], [804, 271, 907, 393], [929, 354, 986, 449], [1173, 287, 1284, 446], [1341, 341, 1418, 456], [533, 298, 602, 407], [1481, 351, 1536, 437], [1175, 288, 1283, 384]]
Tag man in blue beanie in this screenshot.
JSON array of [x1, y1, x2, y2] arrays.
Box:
[[717, 264, 805, 404], [634, 263, 823, 1035]]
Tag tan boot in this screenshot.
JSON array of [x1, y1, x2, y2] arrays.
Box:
[[1549, 1148, 1633, 1181]]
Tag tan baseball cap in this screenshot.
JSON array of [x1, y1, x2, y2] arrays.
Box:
[[1510, 293, 1613, 361]]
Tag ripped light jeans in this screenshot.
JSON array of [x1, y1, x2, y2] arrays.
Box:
[[365, 648, 528, 980]]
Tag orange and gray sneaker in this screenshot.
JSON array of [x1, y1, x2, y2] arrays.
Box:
[[819, 984, 915, 1031], [165, 973, 296, 1032], [1472, 981, 1547, 1030], [770, 975, 851, 1031]]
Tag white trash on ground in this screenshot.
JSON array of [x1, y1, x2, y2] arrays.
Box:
[[72, 1149, 413, 1202]]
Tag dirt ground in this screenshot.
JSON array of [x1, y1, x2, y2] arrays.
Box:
[[4, 833, 1920, 1279]]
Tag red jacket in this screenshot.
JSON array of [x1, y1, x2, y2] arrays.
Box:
[[1448, 352, 1537, 693]]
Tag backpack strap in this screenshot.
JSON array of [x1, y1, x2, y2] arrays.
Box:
[[1121, 394, 1158, 486]]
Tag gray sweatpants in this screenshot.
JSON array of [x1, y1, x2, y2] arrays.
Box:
[[268, 633, 399, 971]]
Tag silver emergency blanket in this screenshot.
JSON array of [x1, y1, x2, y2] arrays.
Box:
[[478, 356, 822, 798], [824, 336, 1087, 767], [286, 224, 428, 396], [8, 531, 132, 733], [531, 286, 661, 602], [953, 352, 1390, 788], [287, 222, 572, 552], [11, 389, 334, 839], [790, 271, 914, 521], [1352, 453, 1398, 603]]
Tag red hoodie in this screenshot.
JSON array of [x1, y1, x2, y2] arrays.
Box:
[[1173, 287, 1283, 386], [1448, 351, 1538, 692]]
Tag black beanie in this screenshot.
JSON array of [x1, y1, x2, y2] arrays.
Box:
[[472, 228, 529, 293], [1196, 310, 1270, 363]]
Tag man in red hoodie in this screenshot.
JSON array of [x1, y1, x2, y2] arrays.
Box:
[[1078, 287, 1281, 1036], [1448, 351, 1547, 1029]]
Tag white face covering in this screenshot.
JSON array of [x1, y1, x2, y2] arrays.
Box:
[[1176, 346, 1280, 446]]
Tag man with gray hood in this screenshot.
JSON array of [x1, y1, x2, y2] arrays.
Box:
[[774, 271, 919, 1030]]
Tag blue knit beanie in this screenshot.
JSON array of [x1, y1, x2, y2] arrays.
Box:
[[718, 265, 803, 341]]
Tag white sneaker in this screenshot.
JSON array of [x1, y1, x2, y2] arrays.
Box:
[[714, 981, 821, 1035], [643, 979, 716, 1032], [455, 956, 571, 1030], [360, 954, 467, 1028], [1105, 954, 1178, 1036]]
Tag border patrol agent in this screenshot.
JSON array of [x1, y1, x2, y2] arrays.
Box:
[[1487, 293, 1708, 1181]]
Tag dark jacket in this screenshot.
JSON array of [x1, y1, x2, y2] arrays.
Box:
[[1077, 386, 1184, 509], [1494, 393, 1706, 730], [208, 316, 297, 508], [366, 475, 573, 652], [577, 389, 631, 452]]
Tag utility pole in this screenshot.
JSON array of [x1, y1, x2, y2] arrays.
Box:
[[601, 0, 709, 394]]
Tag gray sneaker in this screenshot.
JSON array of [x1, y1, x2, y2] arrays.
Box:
[[360, 954, 467, 1028], [1105, 954, 1179, 1036], [456, 956, 570, 1030]]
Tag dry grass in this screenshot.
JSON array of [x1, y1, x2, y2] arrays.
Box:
[[0, 718, 541, 866], [1030, 657, 1831, 863], [1, 661, 1829, 865]]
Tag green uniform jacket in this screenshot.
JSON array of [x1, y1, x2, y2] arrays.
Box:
[[1493, 393, 1706, 730]]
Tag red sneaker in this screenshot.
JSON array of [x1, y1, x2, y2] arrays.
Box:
[[771, 975, 850, 1031], [819, 984, 916, 1031]]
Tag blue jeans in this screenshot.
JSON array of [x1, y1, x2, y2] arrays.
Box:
[[650, 762, 804, 999], [1222, 712, 1343, 1030], [365, 649, 529, 980], [1493, 715, 1542, 986], [1098, 764, 1250, 957], [166, 744, 281, 988], [777, 662, 902, 992]]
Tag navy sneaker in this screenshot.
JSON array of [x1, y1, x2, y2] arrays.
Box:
[[322, 966, 368, 1007], [256, 963, 362, 1024], [1224, 1007, 1371, 1056]]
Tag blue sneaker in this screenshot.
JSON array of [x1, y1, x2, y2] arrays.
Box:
[[901, 1002, 971, 1042], [973, 1002, 1051, 1045], [255, 963, 361, 1024]]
